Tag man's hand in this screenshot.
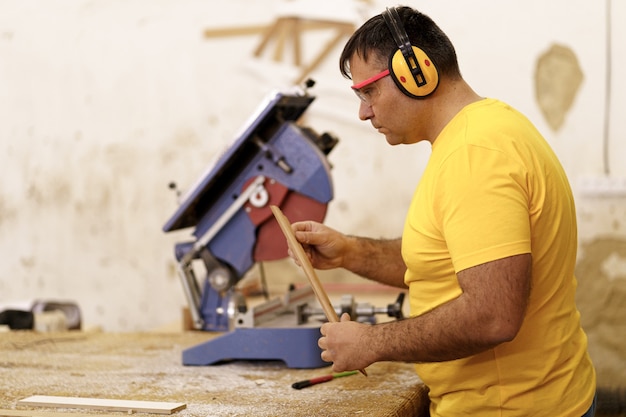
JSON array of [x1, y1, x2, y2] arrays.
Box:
[[289, 221, 348, 270], [318, 313, 376, 372]]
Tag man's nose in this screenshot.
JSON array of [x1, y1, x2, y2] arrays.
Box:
[[358, 101, 373, 121]]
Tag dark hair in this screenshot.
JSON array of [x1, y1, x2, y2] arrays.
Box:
[[339, 6, 461, 80]]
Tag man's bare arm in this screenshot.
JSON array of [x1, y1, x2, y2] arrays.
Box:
[[342, 236, 406, 288], [291, 220, 407, 288]]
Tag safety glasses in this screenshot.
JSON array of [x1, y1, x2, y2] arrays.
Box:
[[351, 69, 390, 105]]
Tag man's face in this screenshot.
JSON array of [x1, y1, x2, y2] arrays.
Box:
[[349, 54, 428, 146]]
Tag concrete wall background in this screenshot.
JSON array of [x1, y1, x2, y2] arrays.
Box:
[[0, 0, 624, 386]]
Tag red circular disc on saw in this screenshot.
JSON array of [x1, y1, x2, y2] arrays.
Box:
[[251, 191, 328, 262]]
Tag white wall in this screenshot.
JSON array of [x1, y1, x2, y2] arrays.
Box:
[[0, 0, 624, 332]]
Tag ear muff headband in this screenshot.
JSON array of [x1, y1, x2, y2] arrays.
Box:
[[382, 7, 439, 98]]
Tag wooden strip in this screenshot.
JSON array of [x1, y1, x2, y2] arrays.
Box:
[[203, 25, 268, 38], [270, 205, 338, 322], [294, 28, 349, 84], [17, 396, 185, 415], [2, 409, 119, 417], [270, 205, 367, 376]]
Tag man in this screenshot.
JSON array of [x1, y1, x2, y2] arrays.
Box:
[[289, 6, 596, 417]]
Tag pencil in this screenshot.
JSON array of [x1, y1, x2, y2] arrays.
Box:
[[292, 371, 358, 389]]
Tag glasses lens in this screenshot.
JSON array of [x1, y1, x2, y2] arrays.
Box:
[[354, 84, 380, 104], [351, 69, 389, 105]]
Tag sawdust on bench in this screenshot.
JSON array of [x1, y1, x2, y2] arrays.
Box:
[[0, 331, 429, 417]]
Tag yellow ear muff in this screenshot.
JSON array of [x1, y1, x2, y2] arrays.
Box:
[[389, 46, 439, 98]]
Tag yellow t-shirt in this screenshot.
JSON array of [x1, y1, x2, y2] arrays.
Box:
[[402, 99, 595, 416]]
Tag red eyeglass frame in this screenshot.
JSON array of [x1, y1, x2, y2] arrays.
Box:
[[351, 69, 391, 90]]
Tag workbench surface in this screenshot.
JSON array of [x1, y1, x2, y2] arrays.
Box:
[[1, 331, 429, 417]]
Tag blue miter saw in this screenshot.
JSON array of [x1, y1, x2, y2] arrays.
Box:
[[163, 81, 405, 369]]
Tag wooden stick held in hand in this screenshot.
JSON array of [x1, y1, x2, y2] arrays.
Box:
[[270, 205, 367, 377]]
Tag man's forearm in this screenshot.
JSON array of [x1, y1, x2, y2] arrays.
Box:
[[368, 298, 494, 363], [363, 255, 531, 364], [342, 237, 407, 288]]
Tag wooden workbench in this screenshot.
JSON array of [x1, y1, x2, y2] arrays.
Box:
[[0, 331, 429, 417]]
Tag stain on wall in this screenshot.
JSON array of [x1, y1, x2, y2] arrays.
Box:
[[576, 237, 626, 387], [535, 43, 584, 131]]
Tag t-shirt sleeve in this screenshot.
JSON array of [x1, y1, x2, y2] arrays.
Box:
[[433, 144, 532, 273]]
